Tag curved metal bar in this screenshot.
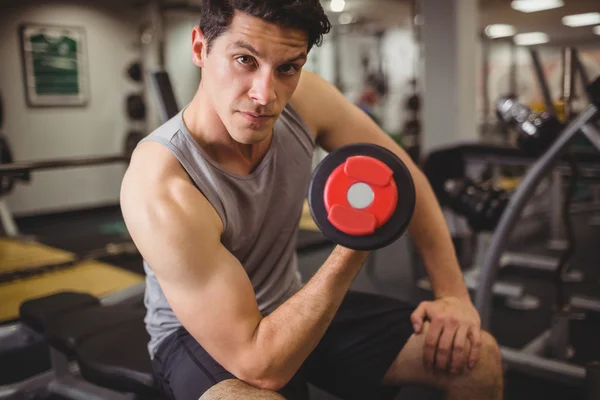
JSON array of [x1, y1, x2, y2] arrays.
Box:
[[0, 155, 129, 177], [475, 104, 599, 330]]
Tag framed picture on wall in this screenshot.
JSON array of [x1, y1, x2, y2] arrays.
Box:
[[19, 23, 89, 107]]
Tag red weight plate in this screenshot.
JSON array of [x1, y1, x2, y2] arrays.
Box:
[[327, 204, 377, 236], [324, 162, 399, 231], [367, 180, 398, 227], [324, 164, 353, 212], [344, 156, 393, 187]]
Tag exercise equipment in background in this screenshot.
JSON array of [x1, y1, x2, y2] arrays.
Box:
[[126, 94, 146, 122], [126, 61, 143, 83], [0, 136, 16, 197], [401, 78, 422, 164], [150, 70, 179, 123], [401, 0, 423, 164], [420, 50, 600, 315], [443, 178, 510, 233], [0, 269, 146, 399], [123, 60, 148, 158], [0, 69, 182, 399], [419, 147, 542, 310], [308, 143, 415, 251], [496, 97, 563, 157], [0, 91, 29, 237], [475, 75, 600, 390]]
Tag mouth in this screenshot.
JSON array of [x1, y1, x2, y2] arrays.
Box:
[[239, 111, 274, 121]]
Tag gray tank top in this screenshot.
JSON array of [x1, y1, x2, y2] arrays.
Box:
[[140, 104, 316, 358]]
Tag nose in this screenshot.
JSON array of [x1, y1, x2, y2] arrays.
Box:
[[249, 70, 276, 106]]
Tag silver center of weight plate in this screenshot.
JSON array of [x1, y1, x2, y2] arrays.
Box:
[[347, 182, 375, 209]]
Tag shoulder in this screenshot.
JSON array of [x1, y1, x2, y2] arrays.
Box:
[[143, 112, 183, 144], [120, 142, 223, 239], [289, 70, 351, 140]]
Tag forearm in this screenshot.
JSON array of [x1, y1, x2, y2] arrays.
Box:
[[408, 170, 469, 300], [250, 246, 369, 388]]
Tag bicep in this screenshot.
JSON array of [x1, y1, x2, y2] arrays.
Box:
[[122, 170, 262, 374], [154, 236, 262, 364]]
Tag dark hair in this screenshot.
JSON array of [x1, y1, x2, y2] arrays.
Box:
[[200, 0, 331, 53]]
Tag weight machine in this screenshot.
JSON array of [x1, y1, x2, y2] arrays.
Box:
[[476, 46, 600, 392], [419, 48, 600, 315]]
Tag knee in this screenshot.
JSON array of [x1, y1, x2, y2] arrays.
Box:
[[464, 331, 503, 386], [199, 379, 285, 400], [476, 331, 502, 372]]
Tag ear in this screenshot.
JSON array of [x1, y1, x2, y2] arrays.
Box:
[[192, 26, 206, 68]]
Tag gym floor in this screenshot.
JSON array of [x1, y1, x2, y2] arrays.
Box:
[[10, 205, 600, 400]]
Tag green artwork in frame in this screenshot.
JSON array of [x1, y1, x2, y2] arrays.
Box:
[[19, 23, 89, 107]]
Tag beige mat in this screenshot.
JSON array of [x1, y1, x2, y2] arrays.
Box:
[[0, 238, 75, 273], [0, 240, 143, 322]]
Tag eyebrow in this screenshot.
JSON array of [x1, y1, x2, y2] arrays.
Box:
[[231, 40, 307, 64]]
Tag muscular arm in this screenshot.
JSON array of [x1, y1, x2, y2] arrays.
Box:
[[121, 143, 369, 391], [291, 71, 468, 301]]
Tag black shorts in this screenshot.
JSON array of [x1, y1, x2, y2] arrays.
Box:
[[151, 291, 416, 400]]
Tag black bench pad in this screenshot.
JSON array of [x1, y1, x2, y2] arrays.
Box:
[[46, 306, 146, 356], [74, 319, 158, 396], [19, 292, 100, 334]]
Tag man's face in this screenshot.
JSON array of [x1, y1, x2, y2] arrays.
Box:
[[195, 12, 309, 145]]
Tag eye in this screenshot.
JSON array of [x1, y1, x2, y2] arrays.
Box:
[[236, 55, 255, 66], [279, 64, 300, 76]]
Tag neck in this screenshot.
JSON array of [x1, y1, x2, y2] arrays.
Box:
[[182, 81, 272, 174]]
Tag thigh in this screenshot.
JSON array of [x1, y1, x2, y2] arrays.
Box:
[[152, 327, 310, 400], [305, 291, 416, 400], [151, 328, 237, 400]]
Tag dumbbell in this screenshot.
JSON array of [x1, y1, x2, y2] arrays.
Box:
[[444, 178, 509, 232], [308, 143, 416, 251], [496, 97, 562, 157]]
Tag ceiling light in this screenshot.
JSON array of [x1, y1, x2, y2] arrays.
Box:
[[511, 0, 563, 13], [330, 0, 345, 13], [562, 12, 600, 27], [485, 24, 517, 39], [514, 32, 549, 46], [594, 26, 600, 36], [339, 13, 354, 25]]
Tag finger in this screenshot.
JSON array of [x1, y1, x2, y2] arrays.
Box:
[[449, 325, 470, 374], [435, 320, 458, 372], [411, 302, 429, 333], [423, 318, 444, 370], [468, 327, 483, 369]]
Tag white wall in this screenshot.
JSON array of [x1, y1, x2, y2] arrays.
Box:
[[1, 0, 141, 216], [164, 11, 202, 112]]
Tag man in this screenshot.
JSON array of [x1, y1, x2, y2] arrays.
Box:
[[120, 1, 503, 399]]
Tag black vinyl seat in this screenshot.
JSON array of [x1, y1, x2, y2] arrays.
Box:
[[19, 291, 159, 397], [46, 305, 146, 356], [19, 292, 100, 334], [74, 319, 159, 397]]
